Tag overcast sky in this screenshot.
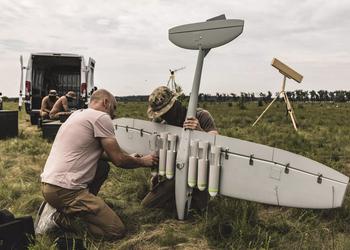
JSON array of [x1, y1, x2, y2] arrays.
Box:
[[0, 0, 349, 97]]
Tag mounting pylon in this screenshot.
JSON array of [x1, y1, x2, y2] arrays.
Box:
[[252, 58, 303, 131]]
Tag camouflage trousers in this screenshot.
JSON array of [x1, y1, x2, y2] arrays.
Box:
[[141, 176, 209, 210]]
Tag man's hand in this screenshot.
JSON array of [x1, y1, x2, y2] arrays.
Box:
[[183, 116, 203, 131], [100, 137, 158, 169], [130, 153, 143, 158], [140, 154, 159, 168]]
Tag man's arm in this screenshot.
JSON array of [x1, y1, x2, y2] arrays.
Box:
[[183, 117, 219, 134], [41, 97, 51, 113], [62, 97, 69, 112], [100, 137, 158, 169]]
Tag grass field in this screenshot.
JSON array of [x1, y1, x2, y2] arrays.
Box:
[[1, 100, 350, 249]]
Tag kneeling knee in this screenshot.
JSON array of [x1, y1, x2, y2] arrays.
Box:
[[106, 223, 126, 240]]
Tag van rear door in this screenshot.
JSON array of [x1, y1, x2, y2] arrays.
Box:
[[19, 55, 24, 96], [80, 56, 87, 102], [24, 55, 33, 113], [87, 58, 95, 96]]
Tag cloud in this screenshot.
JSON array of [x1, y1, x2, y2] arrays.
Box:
[[0, 0, 350, 97]]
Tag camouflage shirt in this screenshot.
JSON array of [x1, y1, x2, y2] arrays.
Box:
[[155, 108, 217, 132], [195, 108, 217, 132]]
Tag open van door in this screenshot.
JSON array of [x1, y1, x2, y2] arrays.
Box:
[[80, 57, 87, 105], [19, 55, 25, 111], [24, 55, 32, 113], [19, 55, 24, 98], [87, 57, 95, 97]]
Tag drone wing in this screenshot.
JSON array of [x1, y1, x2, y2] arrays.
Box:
[[114, 118, 349, 209]]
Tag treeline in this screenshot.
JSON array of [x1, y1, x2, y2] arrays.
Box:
[[116, 90, 350, 103], [3, 90, 350, 103], [199, 90, 350, 102]]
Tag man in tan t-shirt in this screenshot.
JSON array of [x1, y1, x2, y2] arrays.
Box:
[[141, 86, 218, 210], [49, 91, 76, 120], [40, 90, 59, 119], [37, 89, 158, 240]]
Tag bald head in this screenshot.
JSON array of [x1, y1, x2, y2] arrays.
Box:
[[90, 89, 115, 103], [89, 89, 117, 119]]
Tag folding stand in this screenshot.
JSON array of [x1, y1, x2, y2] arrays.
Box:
[[252, 58, 303, 131]]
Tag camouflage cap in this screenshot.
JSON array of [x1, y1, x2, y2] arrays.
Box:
[[66, 91, 77, 100], [48, 90, 57, 96], [147, 86, 179, 119]]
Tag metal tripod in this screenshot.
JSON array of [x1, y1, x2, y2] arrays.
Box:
[[167, 67, 185, 92], [167, 70, 177, 91]]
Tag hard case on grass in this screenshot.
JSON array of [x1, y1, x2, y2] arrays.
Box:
[[0, 110, 18, 139], [0, 214, 35, 250]]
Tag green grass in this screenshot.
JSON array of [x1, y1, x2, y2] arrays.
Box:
[[1, 100, 350, 249]]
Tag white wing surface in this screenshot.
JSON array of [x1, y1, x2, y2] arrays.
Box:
[[113, 118, 349, 209]]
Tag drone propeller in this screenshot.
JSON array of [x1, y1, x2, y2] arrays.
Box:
[[173, 66, 186, 73]]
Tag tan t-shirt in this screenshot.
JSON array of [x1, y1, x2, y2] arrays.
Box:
[[41, 108, 115, 189]]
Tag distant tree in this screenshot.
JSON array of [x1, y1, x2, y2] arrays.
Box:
[[302, 90, 309, 102], [334, 90, 346, 102], [309, 90, 318, 102], [345, 91, 350, 102], [250, 93, 255, 101], [259, 92, 266, 103], [230, 93, 237, 101], [238, 92, 246, 109], [267, 91, 272, 102], [317, 90, 330, 102], [294, 90, 301, 101], [216, 92, 222, 102], [290, 91, 296, 101]]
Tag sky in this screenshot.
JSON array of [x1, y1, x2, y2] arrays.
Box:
[[0, 0, 349, 97]]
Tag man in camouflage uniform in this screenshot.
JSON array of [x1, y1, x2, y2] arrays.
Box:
[[141, 86, 218, 210], [49, 91, 76, 120], [40, 90, 59, 119]]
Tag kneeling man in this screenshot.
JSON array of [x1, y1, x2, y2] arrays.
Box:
[[38, 89, 158, 240], [40, 90, 59, 119], [49, 91, 76, 120]]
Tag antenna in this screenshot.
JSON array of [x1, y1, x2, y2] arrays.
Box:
[[252, 58, 303, 131], [167, 66, 185, 93]]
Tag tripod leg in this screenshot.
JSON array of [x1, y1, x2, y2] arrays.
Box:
[[171, 77, 175, 91], [167, 76, 171, 86], [252, 93, 280, 127], [283, 93, 298, 131]]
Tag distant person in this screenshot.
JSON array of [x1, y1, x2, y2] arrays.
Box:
[[49, 91, 76, 120], [141, 86, 218, 210], [36, 89, 158, 240], [18, 91, 23, 111], [40, 90, 59, 119], [0, 92, 3, 110]]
